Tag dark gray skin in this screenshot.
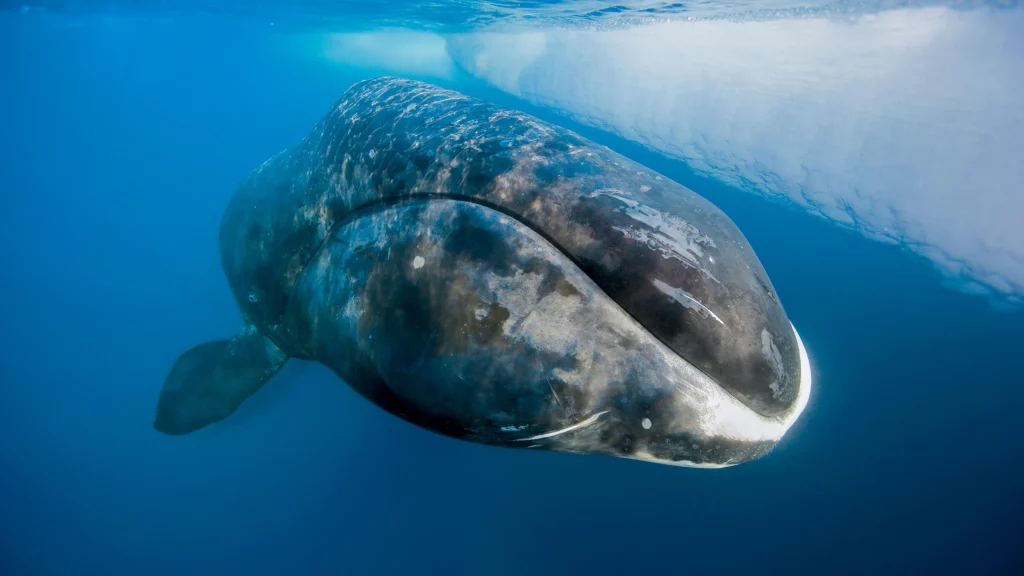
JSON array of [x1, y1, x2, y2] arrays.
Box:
[[155, 77, 811, 468]]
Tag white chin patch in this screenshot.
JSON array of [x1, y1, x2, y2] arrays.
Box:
[[786, 322, 814, 436], [630, 322, 813, 469]]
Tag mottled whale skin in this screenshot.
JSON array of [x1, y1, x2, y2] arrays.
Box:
[[155, 77, 811, 468]]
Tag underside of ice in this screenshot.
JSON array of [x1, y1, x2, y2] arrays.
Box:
[[317, 6, 1024, 305]]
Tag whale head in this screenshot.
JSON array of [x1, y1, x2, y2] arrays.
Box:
[[289, 190, 811, 469], [197, 77, 812, 468]]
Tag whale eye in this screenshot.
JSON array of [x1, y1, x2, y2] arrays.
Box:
[[248, 292, 259, 304]]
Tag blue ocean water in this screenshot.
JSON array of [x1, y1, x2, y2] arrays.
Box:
[[1, 3, 1022, 575]]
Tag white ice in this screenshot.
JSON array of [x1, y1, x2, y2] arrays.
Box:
[[316, 7, 1024, 304]]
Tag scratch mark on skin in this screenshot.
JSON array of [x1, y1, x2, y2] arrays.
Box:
[[513, 410, 610, 442], [651, 278, 727, 327], [590, 190, 721, 283], [547, 379, 567, 413], [761, 329, 789, 400]]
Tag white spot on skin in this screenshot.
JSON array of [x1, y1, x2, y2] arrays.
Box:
[[474, 306, 489, 320], [642, 418, 652, 430], [413, 255, 425, 269], [640, 185, 651, 192]]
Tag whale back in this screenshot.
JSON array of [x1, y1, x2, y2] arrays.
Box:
[[219, 77, 800, 417]]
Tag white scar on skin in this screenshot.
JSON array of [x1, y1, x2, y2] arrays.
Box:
[[513, 410, 610, 442]]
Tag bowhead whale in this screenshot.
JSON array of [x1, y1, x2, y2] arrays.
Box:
[[154, 77, 811, 468]]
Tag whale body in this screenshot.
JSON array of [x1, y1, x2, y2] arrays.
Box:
[[154, 77, 811, 468]]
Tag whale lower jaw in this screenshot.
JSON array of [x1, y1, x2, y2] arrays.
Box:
[[622, 322, 813, 469]]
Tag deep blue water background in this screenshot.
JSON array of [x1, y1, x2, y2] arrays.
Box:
[[1, 11, 1023, 576]]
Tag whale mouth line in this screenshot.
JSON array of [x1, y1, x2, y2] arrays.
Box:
[[290, 192, 601, 324], [322, 193, 577, 264]]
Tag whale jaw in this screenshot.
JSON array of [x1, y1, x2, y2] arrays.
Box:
[[285, 197, 810, 468]]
